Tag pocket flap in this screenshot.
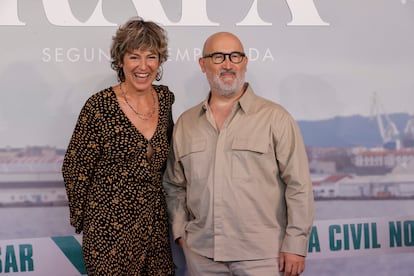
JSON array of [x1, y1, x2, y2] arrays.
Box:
[[232, 138, 268, 154], [179, 139, 206, 158]]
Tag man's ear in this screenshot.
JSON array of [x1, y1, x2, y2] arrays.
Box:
[[199, 57, 206, 73]]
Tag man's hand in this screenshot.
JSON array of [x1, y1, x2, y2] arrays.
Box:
[[279, 252, 305, 276]]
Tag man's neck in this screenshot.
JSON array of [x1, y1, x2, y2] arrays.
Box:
[[209, 83, 247, 107], [208, 83, 247, 129]]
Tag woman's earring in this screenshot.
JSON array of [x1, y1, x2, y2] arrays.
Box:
[[155, 66, 163, 81]]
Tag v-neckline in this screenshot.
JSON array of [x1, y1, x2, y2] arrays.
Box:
[[111, 86, 160, 143]]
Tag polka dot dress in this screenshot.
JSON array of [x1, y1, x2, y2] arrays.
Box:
[[62, 85, 175, 275]]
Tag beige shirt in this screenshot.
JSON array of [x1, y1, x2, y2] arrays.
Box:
[[163, 84, 314, 261]]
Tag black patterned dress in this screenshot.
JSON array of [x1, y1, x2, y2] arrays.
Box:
[[62, 85, 175, 275]]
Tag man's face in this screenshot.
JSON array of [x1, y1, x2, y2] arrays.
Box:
[[199, 33, 248, 97]]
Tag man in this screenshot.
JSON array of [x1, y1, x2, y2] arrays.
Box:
[[163, 32, 314, 276]]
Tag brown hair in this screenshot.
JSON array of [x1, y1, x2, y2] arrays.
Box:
[[110, 17, 169, 82]]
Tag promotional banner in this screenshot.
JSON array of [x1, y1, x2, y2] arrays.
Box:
[[1, 216, 413, 275], [1, 1, 413, 275]]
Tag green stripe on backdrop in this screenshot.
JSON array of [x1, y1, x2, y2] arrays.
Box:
[[51, 236, 86, 275]]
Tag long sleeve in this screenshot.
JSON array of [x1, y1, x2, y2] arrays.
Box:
[[273, 111, 314, 256], [62, 98, 101, 233], [162, 129, 189, 241]]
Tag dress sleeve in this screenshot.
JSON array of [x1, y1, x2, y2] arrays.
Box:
[[163, 87, 175, 142], [62, 97, 101, 233]]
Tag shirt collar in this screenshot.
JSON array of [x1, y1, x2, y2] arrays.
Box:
[[201, 82, 256, 114], [238, 83, 257, 115]]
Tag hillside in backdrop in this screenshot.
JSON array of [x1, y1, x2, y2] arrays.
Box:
[[298, 113, 412, 148]]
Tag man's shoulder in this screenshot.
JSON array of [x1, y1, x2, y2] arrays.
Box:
[[178, 101, 204, 120], [249, 92, 290, 116], [243, 84, 286, 113]]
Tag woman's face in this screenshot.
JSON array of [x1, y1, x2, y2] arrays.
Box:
[[121, 49, 160, 92]]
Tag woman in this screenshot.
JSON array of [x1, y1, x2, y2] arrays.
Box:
[[62, 17, 175, 275]]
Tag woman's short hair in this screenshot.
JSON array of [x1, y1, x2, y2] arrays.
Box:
[[110, 17, 169, 82]]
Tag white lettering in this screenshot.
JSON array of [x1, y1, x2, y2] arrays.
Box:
[[0, 0, 329, 27], [67, 48, 80, 62], [238, 0, 329, 26], [174, 48, 191, 61], [131, 0, 218, 26], [55, 48, 64, 63], [41, 47, 273, 63], [286, 0, 329, 26], [194, 48, 202, 59], [246, 48, 274, 61], [41, 48, 111, 63], [248, 48, 260, 61], [0, 0, 25, 25], [237, 0, 272, 26], [170, 48, 203, 61], [42, 0, 116, 26], [262, 48, 275, 61], [41, 48, 51, 62]]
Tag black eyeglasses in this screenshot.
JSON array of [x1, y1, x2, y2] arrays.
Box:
[[202, 51, 246, 64]]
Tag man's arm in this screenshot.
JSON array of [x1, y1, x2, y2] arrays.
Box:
[[272, 111, 315, 256], [162, 138, 189, 243]]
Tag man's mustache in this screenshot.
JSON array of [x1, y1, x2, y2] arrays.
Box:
[[219, 69, 237, 76]]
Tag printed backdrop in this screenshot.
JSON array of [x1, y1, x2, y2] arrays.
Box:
[[1, 1, 413, 275]]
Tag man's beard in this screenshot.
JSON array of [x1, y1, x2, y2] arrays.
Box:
[[209, 69, 245, 97]]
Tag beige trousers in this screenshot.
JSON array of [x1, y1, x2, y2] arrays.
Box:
[[182, 242, 282, 276]]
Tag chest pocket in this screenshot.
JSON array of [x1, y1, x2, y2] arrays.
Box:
[[231, 137, 273, 179], [178, 139, 208, 180], [232, 138, 268, 153]]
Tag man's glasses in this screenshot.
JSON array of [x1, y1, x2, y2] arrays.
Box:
[[202, 51, 246, 64]]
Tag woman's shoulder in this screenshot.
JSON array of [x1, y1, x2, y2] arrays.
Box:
[[154, 84, 173, 94], [89, 86, 114, 99], [80, 87, 115, 112], [154, 84, 175, 104], [85, 87, 114, 103]]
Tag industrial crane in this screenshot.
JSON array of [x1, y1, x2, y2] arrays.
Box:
[[370, 92, 400, 150], [403, 115, 414, 147]]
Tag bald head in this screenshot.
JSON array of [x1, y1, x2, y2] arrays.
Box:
[[199, 32, 247, 98], [202, 32, 245, 56]]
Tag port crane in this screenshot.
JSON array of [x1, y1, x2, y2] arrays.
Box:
[[370, 92, 400, 149], [403, 115, 414, 147]]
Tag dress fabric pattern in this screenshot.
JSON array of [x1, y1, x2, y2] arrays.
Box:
[[62, 85, 175, 275]]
